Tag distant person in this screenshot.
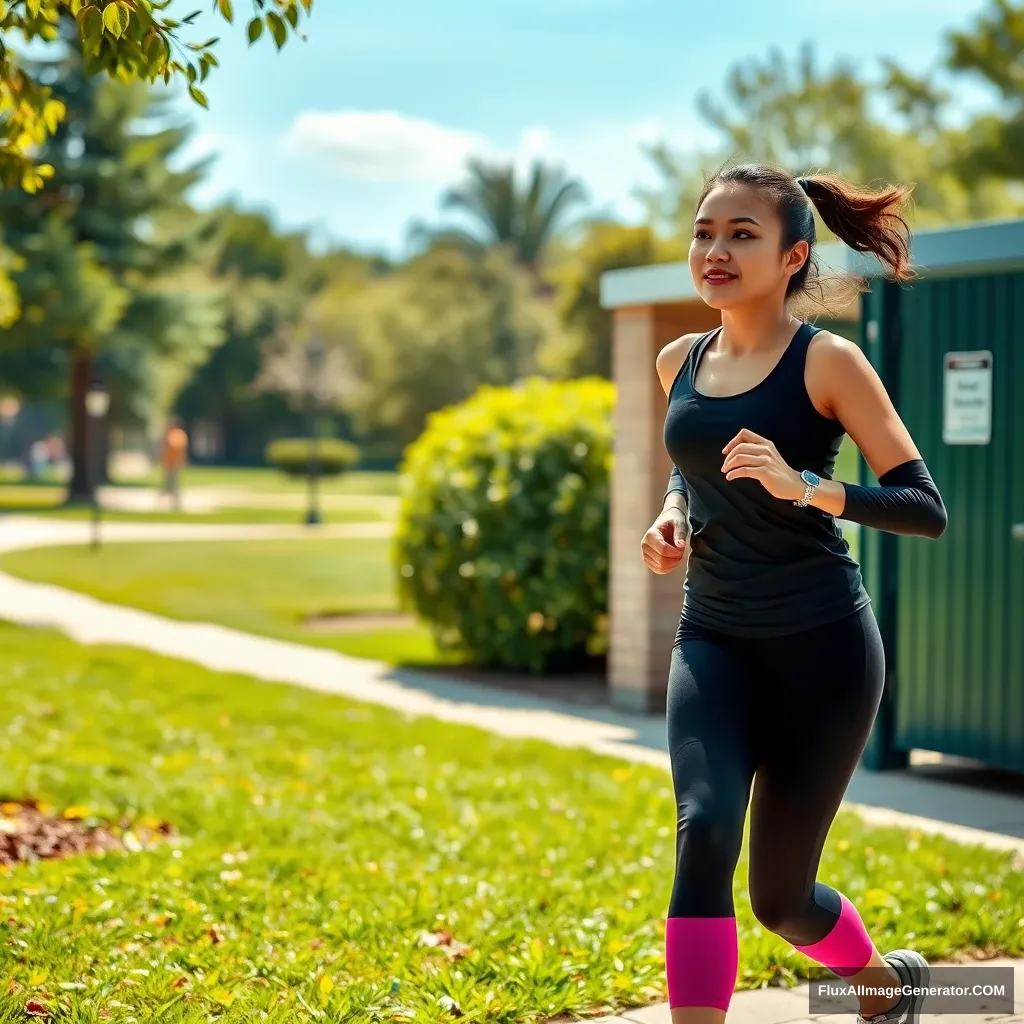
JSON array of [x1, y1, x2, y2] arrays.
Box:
[[160, 419, 188, 510], [27, 439, 48, 482], [641, 165, 946, 1024]]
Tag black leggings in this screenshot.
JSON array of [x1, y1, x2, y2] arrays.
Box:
[[666, 604, 885, 942]]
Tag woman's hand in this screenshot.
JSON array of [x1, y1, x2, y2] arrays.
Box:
[[641, 508, 688, 574], [721, 428, 804, 502]]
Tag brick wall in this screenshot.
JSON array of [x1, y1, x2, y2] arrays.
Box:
[[608, 302, 721, 713]]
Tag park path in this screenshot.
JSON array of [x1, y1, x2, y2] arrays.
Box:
[[1, 515, 1023, 1024]]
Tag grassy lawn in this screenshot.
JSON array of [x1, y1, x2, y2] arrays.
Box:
[[0, 539, 448, 668], [0, 483, 395, 526], [0, 624, 1020, 1023], [140, 467, 401, 496]]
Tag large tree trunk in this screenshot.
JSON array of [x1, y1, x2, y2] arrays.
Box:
[[67, 345, 93, 502]]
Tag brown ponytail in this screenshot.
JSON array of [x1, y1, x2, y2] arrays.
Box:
[[799, 173, 916, 283], [694, 162, 917, 300]]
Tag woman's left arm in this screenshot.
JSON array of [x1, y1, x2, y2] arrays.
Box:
[[803, 333, 948, 539]]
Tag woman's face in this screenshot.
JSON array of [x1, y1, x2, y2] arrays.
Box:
[[688, 182, 807, 310]]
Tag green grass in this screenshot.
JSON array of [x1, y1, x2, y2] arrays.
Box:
[[2, 505, 390, 526], [0, 539, 448, 667], [148, 467, 401, 495], [0, 482, 395, 525], [0, 468, 401, 495], [0, 624, 1020, 1022]]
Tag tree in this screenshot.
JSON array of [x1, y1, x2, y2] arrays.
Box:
[[173, 204, 351, 465], [261, 242, 572, 453], [409, 157, 589, 273], [0, 0, 315, 192], [943, 0, 1024, 183], [538, 220, 684, 379], [638, 40, 1023, 241], [0, 42, 223, 499]]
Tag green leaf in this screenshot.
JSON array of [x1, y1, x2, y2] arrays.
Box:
[[285, 4, 299, 29], [102, 1, 131, 39], [78, 4, 103, 40], [266, 11, 286, 49], [246, 16, 263, 43], [188, 84, 209, 108], [217, 0, 234, 23], [42, 99, 65, 134]]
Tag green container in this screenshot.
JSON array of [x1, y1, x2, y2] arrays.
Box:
[[859, 255, 1024, 772]]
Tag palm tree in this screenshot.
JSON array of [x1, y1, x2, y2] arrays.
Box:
[[408, 157, 588, 274]]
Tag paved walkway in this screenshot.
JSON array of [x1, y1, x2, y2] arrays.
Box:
[[1, 516, 1022, 1023]]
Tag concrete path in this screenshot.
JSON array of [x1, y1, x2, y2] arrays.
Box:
[[574, 957, 1024, 1024], [94, 483, 400, 515], [1, 516, 1023, 1023]]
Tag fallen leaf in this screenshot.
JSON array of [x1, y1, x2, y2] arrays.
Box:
[[25, 1000, 48, 1017], [208, 925, 223, 944], [213, 989, 236, 1006], [170, 977, 188, 990], [319, 975, 334, 997], [29, 971, 48, 985], [61, 806, 90, 820], [438, 995, 464, 1017]]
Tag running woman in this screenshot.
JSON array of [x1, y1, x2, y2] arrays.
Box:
[[641, 164, 947, 1024]]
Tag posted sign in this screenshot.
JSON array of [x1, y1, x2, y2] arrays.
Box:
[[943, 350, 993, 445]]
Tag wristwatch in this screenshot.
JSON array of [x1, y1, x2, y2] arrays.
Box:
[[794, 469, 820, 508]]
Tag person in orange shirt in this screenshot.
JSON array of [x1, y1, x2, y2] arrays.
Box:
[[160, 418, 188, 510]]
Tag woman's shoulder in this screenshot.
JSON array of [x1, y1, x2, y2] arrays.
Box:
[[805, 327, 872, 375], [804, 327, 878, 414], [656, 331, 708, 398]]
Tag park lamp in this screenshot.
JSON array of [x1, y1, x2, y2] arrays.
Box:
[[85, 380, 110, 551], [85, 381, 111, 420], [305, 335, 326, 527]]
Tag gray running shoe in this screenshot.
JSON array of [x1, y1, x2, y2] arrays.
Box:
[[858, 949, 931, 1024]]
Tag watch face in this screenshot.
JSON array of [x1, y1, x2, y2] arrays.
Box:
[[802, 470, 820, 487]]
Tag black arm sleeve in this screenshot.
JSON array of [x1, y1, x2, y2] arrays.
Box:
[[840, 458, 947, 539], [665, 465, 688, 503]]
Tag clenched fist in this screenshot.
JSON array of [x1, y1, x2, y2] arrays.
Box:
[[641, 508, 688, 574]]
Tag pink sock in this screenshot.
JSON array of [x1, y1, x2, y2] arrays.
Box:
[[792, 892, 874, 977], [665, 917, 738, 1010]]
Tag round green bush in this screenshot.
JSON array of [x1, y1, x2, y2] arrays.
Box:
[[394, 376, 613, 674], [266, 437, 359, 478]]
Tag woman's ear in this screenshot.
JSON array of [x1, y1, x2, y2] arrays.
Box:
[[784, 240, 810, 278]]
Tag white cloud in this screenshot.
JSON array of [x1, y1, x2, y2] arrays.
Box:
[[282, 109, 492, 183]]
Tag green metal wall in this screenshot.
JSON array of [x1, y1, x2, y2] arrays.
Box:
[[860, 270, 1024, 772]]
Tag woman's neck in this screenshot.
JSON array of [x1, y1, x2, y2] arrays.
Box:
[[719, 300, 798, 355]]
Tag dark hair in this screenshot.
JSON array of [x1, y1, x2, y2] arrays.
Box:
[[695, 162, 916, 299]]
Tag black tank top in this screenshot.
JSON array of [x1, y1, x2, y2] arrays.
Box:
[[664, 320, 870, 637]]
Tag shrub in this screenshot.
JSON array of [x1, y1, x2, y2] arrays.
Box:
[[394, 376, 613, 674], [266, 437, 359, 478]]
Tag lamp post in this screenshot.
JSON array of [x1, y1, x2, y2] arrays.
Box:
[[85, 380, 111, 550], [305, 335, 325, 527]]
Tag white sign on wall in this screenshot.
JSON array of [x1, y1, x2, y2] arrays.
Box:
[[943, 350, 993, 445]]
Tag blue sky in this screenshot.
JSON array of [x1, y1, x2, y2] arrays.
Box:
[[168, 0, 995, 260]]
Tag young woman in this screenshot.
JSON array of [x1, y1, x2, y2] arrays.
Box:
[[640, 164, 947, 1024]]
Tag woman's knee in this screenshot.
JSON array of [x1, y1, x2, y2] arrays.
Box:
[[678, 802, 742, 866], [749, 885, 823, 943], [669, 801, 744, 916]]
